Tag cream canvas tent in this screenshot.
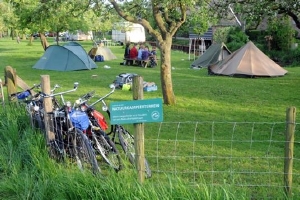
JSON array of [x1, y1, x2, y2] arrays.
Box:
[[88, 46, 117, 61], [190, 43, 231, 69], [209, 41, 288, 77]]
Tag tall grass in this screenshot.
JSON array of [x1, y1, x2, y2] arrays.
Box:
[[0, 106, 253, 200], [0, 38, 299, 199]]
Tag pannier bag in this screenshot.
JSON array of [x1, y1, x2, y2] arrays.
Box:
[[91, 110, 108, 131], [17, 90, 31, 100], [70, 110, 90, 131]]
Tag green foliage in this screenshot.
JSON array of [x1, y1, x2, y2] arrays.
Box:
[[213, 27, 231, 43], [246, 30, 266, 43], [210, 0, 300, 31], [188, 6, 215, 37], [224, 27, 249, 51], [266, 47, 300, 66], [267, 16, 295, 51]]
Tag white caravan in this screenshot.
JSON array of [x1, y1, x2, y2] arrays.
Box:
[[112, 22, 146, 44], [69, 30, 93, 41]]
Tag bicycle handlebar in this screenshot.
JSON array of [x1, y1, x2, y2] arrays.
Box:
[[89, 85, 115, 107], [51, 84, 61, 94], [80, 90, 95, 101], [10, 83, 41, 99], [74, 84, 115, 108], [43, 82, 79, 98]]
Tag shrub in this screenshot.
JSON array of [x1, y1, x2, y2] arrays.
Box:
[[267, 16, 295, 51], [226, 27, 249, 51]]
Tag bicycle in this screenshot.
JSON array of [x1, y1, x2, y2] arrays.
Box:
[[10, 84, 45, 131], [81, 85, 152, 178], [75, 89, 122, 172], [45, 82, 100, 174]]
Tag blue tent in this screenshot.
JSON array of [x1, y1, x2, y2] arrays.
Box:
[[33, 42, 97, 71]]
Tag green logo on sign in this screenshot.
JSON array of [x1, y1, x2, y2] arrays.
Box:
[[110, 98, 163, 124]]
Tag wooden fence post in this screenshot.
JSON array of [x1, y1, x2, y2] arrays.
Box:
[[41, 75, 55, 143], [284, 107, 296, 197], [4, 66, 17, 101], [132, 75, 145, 183]]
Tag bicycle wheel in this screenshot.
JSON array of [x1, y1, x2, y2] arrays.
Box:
[[92, 130, 122, 171], [48, 120, 66, 162], [32, 111, 45, 132], [72, 129, 100, 174], [117, 125, 152, 178]]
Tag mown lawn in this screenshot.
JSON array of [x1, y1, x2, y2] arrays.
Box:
[[0, 37, 300, 199], [1, 38, 299, 122]]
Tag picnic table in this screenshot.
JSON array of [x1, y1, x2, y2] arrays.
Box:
[[123, 56, 159, 68]]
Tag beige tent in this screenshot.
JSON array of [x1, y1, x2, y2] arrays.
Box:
[[210, 41, 288, 77], [88, 46, 117, 61]]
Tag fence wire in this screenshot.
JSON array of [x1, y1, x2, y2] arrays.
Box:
[[143, 121, 300, 198]]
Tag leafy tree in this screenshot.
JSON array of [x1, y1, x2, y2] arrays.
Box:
[[226, 27, 249, 51], [90, 4, 119, 40], [213, 27, 231, 43], [11, 0, 97, 49], [98, 0, 215, 105], [211, 0, 300, 30], [189, 6, 215, 38], [0, 1, 9, 37], [0, 0, 19, 39]]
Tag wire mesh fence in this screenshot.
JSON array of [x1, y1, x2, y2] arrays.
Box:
[[143, 121, 300, 198]]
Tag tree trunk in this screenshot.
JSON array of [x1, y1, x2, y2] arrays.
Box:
[[28, 36, 34, 45], [40, 33, 49, 51], [11, 28, 14, 40], [159, 38, 176, 105], [56, 31, 60, 45]]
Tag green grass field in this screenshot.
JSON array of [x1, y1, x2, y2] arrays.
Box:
[[0, 37, 300, 199]]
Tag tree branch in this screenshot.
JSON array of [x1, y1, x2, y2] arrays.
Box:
[[286, 10, 300, 29], [170, 1, 186, 36]]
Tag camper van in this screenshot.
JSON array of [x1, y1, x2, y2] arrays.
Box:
[[112, 22, 146, 45]]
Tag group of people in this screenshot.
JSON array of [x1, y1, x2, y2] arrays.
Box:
[[124, 43, 157, 67]]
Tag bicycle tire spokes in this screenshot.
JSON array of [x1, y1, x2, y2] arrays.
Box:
[[48, 120, 66, 162], [92, 130, 122, 171], [73, 129, 100, 174], [117, 126, 135, 161], [117, 125, 152, 178]]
